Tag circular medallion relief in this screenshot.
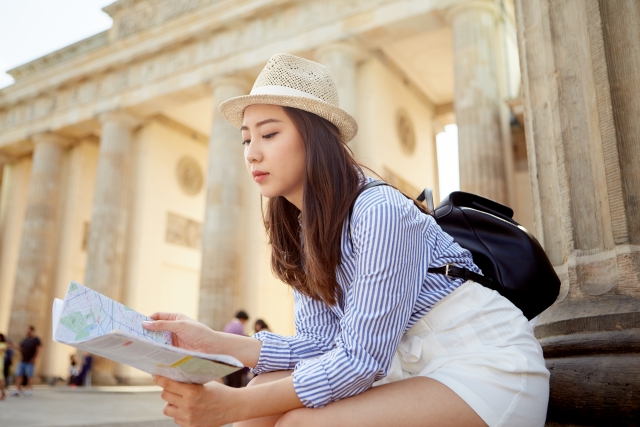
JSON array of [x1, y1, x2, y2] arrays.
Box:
[[396, 108, 416, 156], [176, 156, 203, 196]]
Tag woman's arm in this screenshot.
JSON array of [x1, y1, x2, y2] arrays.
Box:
[[143, 313, 263, 368], [144, 295, 341, 372], [154, 372, 303, 427]]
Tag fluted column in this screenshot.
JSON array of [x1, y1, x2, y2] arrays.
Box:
[[199, 79, 249, 331], [315, 43, 360, 157], [84, 112, 140, 385], [0, 156, 32, 335], [515, 0, 640, 424], [599, 0, 640, 249], [0, 153, 14, 333], [0, 153, 6, 194], [85, 112, 140, 298], [8, 133, 68, 348], [448, 0, 508, 204], [0, 152, 8, 254]]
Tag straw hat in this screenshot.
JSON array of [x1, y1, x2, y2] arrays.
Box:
[[219, 53, 358, 142]]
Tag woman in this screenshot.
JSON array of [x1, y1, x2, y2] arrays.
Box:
[[143, 53, 549, 427]]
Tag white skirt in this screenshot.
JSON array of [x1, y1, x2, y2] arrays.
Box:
[[374, 280, 550, 427]]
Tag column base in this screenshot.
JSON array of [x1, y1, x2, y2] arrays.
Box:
[[91, 356, 119, 386], [537, 317, 640, 426]]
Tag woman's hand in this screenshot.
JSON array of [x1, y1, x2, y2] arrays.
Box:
[[153, 375, 242, 427], [143, 312, 216, 354], [153, 373, 304, 426], [143, 312, 263, 367]]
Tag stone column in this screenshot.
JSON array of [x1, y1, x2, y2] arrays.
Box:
[[0, 153, 6, 194], [8, 133, 67, 348], [0, 156, 32, 334], [599, 0, 640, 250], [0, 152, 8, 247], [315, 43, 360, 157], [515, 0, 640, 424], [199, 79, 248, 331], [85, 112, 141, 384], [0, 153, 13, 332], [85, 112, 140, 298], [447, 0, 508, 204]]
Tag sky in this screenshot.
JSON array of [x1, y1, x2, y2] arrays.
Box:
[[436, 125, 460, 200], [0, 0, 115, 89]]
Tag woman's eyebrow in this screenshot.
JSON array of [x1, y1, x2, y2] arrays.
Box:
[[240, 118, 283, 131]]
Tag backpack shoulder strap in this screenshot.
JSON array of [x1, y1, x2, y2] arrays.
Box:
[[348, 180, 389, 220], [428, 264, 495, 289], [351, 183, 494, 290]]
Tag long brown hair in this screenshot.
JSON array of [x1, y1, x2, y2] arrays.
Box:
[[264, 107, 363, 306]]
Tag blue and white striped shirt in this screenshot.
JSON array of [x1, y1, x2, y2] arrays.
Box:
[[252, 179, 480, 408]]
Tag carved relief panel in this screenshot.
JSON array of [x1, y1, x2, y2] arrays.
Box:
[[176, 156, 203, 196]]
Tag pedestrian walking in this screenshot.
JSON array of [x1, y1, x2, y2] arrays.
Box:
[[12, 325, 41, 397]]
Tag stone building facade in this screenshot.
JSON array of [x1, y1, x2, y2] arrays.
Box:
[[0, 0, 528, 386]]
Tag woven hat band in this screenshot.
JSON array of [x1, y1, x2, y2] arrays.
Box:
[[250, 85, 324, 102]]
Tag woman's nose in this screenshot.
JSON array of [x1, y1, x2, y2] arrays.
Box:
[[245, 141, 261, 163]]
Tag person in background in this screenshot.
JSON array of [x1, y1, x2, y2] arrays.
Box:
[[3, 338, 13, 389], [12, 325, 41, 397], [222, 311, 250, 388], [0, 334, 6, 400], [68, 354, 80, 387], [223, 310, 249, 336], [254, 319, 270, 334], [75, 352, 93, 387]]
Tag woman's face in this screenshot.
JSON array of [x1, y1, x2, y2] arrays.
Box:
[[242, 104, 306, 209]]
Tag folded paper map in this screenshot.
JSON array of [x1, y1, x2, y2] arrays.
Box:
[[53, 281, 242, 384]]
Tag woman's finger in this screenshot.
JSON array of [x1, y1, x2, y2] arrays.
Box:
[[153, 375, 190, 396], [163, 402, 180, 419], [142, 319, 183, 332], [160, 388, 184, 407]]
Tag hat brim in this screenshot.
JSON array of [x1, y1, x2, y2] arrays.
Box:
[[218, 94, 358, 143]]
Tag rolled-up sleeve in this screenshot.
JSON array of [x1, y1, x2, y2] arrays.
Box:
[[252, 290, 341, 375], [292, 193, 429, 408]]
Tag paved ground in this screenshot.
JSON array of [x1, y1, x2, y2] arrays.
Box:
[[0, 385, 232, 427]]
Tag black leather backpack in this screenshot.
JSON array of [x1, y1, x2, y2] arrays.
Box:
[[353, 181, 561, 320]]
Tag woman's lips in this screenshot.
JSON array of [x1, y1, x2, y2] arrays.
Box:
[[252, 170, 269, 183]]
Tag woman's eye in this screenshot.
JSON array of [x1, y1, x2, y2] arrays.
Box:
[[242, 139, 251, 145], [264, 132, 278, 139]]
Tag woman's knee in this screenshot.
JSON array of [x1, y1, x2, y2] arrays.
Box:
[[246, 370, 294, 388], [275, 408, 315, 427]]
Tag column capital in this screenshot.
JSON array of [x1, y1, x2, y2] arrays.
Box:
[[443, 0, 499, 24], [314, 42, 365, 64], [31, 132, 72, 148], [209, 77, 252, 94], [99, 111, 144, 130]]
